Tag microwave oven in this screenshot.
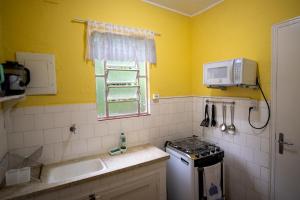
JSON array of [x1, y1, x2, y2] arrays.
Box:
[[203, 58, 257, 87]]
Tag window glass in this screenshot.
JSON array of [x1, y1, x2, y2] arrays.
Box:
[[94, 59, 149, 120]]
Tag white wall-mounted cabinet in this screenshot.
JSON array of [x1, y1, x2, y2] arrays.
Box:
[[16, 52, 57, 95]]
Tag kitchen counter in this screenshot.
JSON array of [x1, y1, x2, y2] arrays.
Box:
[[0, 144, 169, 200]]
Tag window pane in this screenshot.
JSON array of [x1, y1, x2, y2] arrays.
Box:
[[95, 60, 104, 75], [108, 87, 138, 101], [96, 77, 106, 117], [107, 71, 137, 84], [139, 78, 147, 113], [109, 101, 138, 116], [107, 61, 136, 68], [139, 62, 146, 76]]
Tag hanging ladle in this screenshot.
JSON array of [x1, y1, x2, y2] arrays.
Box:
[[220, 104, 227, 132], [227, 104, 236, 135]]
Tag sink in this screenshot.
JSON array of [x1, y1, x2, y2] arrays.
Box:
[[43, 158, 106, 183]]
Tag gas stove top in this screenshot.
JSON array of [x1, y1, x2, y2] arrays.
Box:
[[166, 136, 223, 160]]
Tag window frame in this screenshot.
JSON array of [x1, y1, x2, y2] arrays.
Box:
[[95, 60, 150, 121]]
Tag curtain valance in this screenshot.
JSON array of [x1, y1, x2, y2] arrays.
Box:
[[86, 21, 157, 64]]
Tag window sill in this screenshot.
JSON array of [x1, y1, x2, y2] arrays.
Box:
[[97, 113, 151, 121]]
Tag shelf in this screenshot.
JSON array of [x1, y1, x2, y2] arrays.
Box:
[[108, 98, 138, 103], [0, 94, 25, 103], [106, 67, 139, 72], [108, 85, 140, 88], [107, 81, 137, 85]]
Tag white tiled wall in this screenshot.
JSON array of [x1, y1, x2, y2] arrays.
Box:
[[4, 96, 272, 200], [0, 110, 7, 182], [193, 97, 270, 200], [6, 97, 193, 164]]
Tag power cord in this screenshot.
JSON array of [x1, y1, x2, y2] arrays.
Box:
[[248, 81, 270, 129]]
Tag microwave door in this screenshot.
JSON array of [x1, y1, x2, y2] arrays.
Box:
[[206, 66, 232, 85]]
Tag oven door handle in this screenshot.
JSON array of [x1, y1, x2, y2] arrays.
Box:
[[180, 158, 189, 166]]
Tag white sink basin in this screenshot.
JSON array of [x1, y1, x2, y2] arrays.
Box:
[[43, 158, 106, 183]]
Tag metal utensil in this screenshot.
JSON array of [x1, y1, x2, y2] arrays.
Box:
[[227, 104, 236, 135], [211, 104, 217, 127], [200, 104, 210, 127], [220, 104, 227, 132]]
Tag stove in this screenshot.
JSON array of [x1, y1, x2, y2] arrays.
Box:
[[166, 136, 224, 200], [166, 135, 223, 161]]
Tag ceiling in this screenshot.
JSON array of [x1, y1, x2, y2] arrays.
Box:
[[143, 0, 224, 17]]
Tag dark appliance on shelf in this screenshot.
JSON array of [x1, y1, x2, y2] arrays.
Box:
[[0, 61, 30, 96]]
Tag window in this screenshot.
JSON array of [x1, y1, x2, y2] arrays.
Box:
[[95, 60, 149, 120], [86, 21, 156, 120]]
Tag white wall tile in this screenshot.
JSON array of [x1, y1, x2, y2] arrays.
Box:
[[87, 137, 102, 152], [8, 132, 24, 150], [44, 128, 62, 144], [71, 111, 88, 124], [23, 130, 43, 147], [35, 113, 54, 130], [13, 115, 34, 132], [107, 120, 121, 135], [71, 140, 88, 155], [94, 123, 108, 136], [53, 112, 71, 128], [101, 135, 117, 150], [23, 106, 44, 115], [78, 124, 94, 139]]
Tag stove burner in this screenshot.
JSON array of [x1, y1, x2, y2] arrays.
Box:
[[167, 136, 223, 159]]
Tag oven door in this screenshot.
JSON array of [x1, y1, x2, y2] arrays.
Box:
[[166, 147, 198, 200]]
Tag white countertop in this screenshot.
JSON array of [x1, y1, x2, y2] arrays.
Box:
[[0, 144, 169, 200]]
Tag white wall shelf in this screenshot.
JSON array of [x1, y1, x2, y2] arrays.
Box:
[[0, 94, 25, 103], [0, 94, 26, 129], [0, 94, 25, 112]]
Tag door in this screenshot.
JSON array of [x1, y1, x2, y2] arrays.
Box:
[[272, 17, 300, 200]]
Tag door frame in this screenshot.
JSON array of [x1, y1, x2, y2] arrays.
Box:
[[271, 16, 300, 200]]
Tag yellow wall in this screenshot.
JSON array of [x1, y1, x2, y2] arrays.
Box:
[[0, 0, 192, 106], [191, 0, 300, 99], [2, 0, 300, 107]]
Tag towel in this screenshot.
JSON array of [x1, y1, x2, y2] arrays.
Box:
[[203, 162, 223, 200]]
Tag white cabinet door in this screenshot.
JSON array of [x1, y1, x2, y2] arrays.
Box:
[[99, 175, 159, 200], [16, 52, 57, 95], [272, 16, 300, 200]]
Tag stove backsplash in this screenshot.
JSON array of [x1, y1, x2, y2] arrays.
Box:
[[193, 97, 270, 200]]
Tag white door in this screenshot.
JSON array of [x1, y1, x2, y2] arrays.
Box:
[[272, 17, 300, 200]]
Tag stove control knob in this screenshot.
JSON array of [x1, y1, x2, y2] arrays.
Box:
[[216, 147, 220, 152], [211, 149, 215, 153]]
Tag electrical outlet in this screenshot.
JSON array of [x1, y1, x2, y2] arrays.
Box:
[[251, 100, 258, 111], [152, 93, 160, 103]]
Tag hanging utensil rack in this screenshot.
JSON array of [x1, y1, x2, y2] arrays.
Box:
[[205, 99, 235, 105]]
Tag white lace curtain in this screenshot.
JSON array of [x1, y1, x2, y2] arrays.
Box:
[[86, 21, 157, 64]]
